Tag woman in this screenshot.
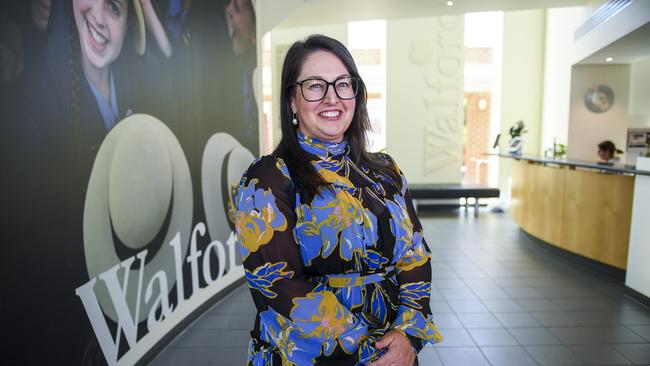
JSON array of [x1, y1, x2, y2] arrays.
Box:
[[71, 0, 170, 131], [235, 35, 442, 366], [597, 140, 623, 164]]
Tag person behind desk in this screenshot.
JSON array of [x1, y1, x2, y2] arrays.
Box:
[[598, 140, 623, 164]]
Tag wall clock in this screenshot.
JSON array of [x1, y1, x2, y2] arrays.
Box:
[[585, 85, 614, 113]]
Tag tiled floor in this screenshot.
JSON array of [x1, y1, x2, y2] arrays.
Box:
[[150, 210, 650, 365]]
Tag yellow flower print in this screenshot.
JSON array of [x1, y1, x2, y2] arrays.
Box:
[[235, 179, 288, 259]]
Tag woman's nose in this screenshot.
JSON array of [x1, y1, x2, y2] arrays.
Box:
[[323, 84, 339, 104]]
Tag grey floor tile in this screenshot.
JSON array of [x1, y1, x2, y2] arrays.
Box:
[[516, 298, 560, 311], [548, 326, 646, 345], [481, 346, 538, 366], [482, 299, 525, 312], [453, 269, 487, 278], [448, 299, 490, 313], [503, 287, 545, 299], [440, 287, 479, 300], [468, 328, 519, 346], [569, 345, 632, 365], [434, 312, 464, 329], [494, 312, 542, 328], [150, 347, 231, 366], [436, 347, 490, 366], [191, 314, 254, 330], [618, 310, 650, 326], [463, 278, 499, 289], [628, 325, 650, 342], [431, 300, 454, 313], [509, 327, 562, 346], [525, 345, 586, 365], [472, 286, 512, 300], [614, 344, 650, 364], [435, 278, 470, 289], [537, 287, 602, 299], [172, 329, 250, 348], [570, 311, 623, 326], [434, 328, 477, 347], [552, 298, 627, 312], [417, 346, 444, 365], [532, 312, 584, 327], [457, 312, 502, 328]]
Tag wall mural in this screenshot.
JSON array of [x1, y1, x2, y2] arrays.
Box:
[[0, 0, 257, 364]]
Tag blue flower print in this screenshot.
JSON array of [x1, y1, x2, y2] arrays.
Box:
[[363, 249, 389, 270], [245, 262, 294, 298], [391, 305, 443, 346], [385, 194, 414, 263], [294, 189, 370, 264], [258, 308, 323, 365], [399, 281, 431, 310], [395, 231, 430, 272], [290, 292, 357, 342]]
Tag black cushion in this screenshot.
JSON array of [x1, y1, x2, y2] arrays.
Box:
[[408, 184, 500, 199]]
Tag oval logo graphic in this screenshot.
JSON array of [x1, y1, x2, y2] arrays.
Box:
[[83, 114, 193, 322]]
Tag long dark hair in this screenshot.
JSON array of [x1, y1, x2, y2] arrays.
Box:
[[274, 34, 400, 198]]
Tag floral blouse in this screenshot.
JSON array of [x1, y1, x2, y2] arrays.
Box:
[[235, 132, 442, 366]]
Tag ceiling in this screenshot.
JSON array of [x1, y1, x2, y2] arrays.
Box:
[[267, 0, 649, 66], [278, 0, 590, 28], [577, 21, 650, 64]]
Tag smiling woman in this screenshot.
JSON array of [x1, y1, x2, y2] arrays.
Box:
[[235, 35, 443, 366]]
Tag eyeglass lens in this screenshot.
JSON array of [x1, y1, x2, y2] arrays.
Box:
[[300, 77, 358, 102]]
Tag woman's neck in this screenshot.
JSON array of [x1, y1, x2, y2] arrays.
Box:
[[81, 56, 111, 105]]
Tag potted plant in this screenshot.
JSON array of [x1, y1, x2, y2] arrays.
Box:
[[508, 120, 528, 155]]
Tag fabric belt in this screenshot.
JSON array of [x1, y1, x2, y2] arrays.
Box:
[[314, 266, 396, 288]]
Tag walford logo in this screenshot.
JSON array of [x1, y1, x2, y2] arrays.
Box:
[[75, 115, 254, 365]]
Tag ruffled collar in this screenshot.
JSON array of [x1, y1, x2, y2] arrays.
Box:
[[297, 130, 348, 158]]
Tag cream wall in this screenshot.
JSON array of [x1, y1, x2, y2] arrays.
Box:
[[498, 10, 546, 194], [629, 58, 650, 128], [386, 16, 464, 184], [540, 7, 583, 154], [567, 65, 630, 161]]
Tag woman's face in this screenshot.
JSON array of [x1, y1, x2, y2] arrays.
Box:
[[225, 0, 255, 56], [73, 0, 128, 71], [291, 50, 356, 143], [598, 148, 613, 161]]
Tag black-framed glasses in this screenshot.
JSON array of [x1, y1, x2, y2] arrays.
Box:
[[292, 76, 360, 102]]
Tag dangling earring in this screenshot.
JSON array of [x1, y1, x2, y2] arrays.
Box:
[[292, 113, 298, 126]]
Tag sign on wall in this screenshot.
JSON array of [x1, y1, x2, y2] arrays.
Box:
[[1, 0, 257, 364]]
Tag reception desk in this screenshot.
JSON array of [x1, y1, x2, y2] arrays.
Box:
[[506, 155, 647, 269]]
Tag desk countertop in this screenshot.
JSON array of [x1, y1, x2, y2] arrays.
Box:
[[497, 154, 650, 176]]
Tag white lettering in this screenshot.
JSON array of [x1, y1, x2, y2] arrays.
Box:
[[169, 232, 185, 306], [187, 223, 205, 294], [145, 270, 173, 332], [75, 250, 147, 364], [203, 240, 226, 285]]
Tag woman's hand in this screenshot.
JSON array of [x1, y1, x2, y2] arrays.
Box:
[[369, 330, 416, 366], [138, 0, 173, 58]]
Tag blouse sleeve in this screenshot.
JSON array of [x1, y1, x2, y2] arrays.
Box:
[[235, 156, 367, 365], [385, 158, 443, 352]]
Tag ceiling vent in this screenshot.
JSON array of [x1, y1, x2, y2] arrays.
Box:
[[574, 0, 634, 40]]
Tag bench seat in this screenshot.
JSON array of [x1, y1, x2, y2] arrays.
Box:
[[408, 183, 500, 216]]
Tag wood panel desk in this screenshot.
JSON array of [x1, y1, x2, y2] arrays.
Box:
[[509, 158, 636, 269]]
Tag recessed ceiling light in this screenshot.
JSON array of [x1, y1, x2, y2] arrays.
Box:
[[606, 57, 613, 62], [446, 1, 454, 6]]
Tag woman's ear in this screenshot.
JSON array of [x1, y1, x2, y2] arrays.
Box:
[[290, 96, 296, 114]]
